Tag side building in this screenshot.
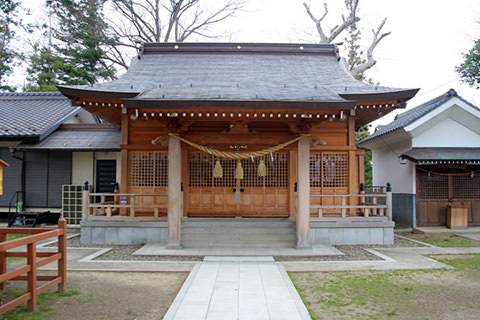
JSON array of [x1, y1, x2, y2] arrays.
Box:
[[0, 92, 120, 222], [359, 89, 480, 227]]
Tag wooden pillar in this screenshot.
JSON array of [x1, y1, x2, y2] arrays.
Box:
[[167, 136, 182, 249], [296, 136, 311, 249], [120, 109, 129, 215]]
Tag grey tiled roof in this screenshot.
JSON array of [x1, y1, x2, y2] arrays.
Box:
[[360, 89, 465, 144], [402, 148, 480, 161], [17, 124, 120, 150], [0, 92, 80, 141], [59, 43, 416, 104]]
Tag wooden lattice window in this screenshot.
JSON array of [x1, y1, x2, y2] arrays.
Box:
[[128, 151, 168, 187], [453, 175, 480, 199], [417, 172, 448, 199], [241, 153, 288, 188], [310, 152, 348, 188], [189, 152, 288, 188]]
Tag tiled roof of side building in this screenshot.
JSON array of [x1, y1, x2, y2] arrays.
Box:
[[359, 89, 463, 144], [0, 91, 80, 141]]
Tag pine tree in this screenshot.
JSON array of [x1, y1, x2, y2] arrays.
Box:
[[0, 0, 20, 91], [46, 0, 117, 85], [456, 38, 480, 88], [25, 43, 64, 91]]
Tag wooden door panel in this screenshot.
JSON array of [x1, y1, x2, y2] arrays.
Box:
[[187, 152, 289, 217]]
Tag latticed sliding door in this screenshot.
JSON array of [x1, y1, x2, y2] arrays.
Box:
[[416, 171, 480, 226], [309, 152, 349, 216], [127, 151, 168, 216], [187, 151, 289, 217]]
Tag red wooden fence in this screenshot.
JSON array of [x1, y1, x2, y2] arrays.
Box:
[[0, 218, 67, 314]]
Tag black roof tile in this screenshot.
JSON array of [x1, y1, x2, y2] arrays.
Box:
[[0, 92, 80, 141]]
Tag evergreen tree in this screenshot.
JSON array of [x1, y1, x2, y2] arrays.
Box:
[[355, 125, 372, 186], [46, 0, 117, 85], [456, 38, 480, 88], [25, 43, 64, 91], [0, 0, 20, 91]]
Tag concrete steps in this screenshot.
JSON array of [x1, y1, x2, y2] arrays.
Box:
[[181, 218, 296, 248]]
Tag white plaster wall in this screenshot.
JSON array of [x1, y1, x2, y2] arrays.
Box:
[[412, 118, 480, 148], [371, 139, 415, 193], [72, 152, 94, 185], [72, 152, 122, 187]]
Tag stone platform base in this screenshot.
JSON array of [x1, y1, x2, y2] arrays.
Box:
[[81, 220, 168, 245], [81, 217, 394, 246], [310, 217, 395, 245]]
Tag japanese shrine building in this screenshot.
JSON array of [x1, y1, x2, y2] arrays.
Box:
[[58, 43, 418, 247]]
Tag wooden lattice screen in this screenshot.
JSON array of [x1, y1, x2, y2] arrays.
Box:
[[453, 175, 480, 199], [309, 152, 348, 188], [417, 171, 480, 200], [189, 152, 288, 188], [128, 151, 168, 187]]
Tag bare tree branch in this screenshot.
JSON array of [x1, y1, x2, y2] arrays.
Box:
[[303, 0, 360, 43], [105, 0, 246, 70], [350, 18, 390, 77]]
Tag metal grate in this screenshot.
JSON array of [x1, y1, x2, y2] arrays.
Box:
[[310, 152, 348, 188], [128, 151, 168, 187], [453, 175, 480, 199], [417, 172, 448, 199], [189, 152, 288, 187]]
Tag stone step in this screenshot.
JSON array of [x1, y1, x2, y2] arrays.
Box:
[[182, 232, 297, 241], [181, 219, 296, 248], [181, 239, 295, 248], [182, 226, 295, 234], [182, 219, 294, 228]]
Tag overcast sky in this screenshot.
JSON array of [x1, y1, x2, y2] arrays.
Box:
[[16, 0, 480, 127]]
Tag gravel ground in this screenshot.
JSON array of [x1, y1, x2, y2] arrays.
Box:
[[60, 232, 425, 262]]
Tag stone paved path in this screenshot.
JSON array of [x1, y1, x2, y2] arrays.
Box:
[[162, 257, 311, 320]]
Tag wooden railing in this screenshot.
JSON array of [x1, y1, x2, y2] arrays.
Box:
[[0, 219, 67, 314], [311, 191, 392, 220], [83, 192, 168, 220]]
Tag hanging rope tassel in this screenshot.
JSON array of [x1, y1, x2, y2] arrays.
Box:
[[213, 160, 223, 178], [257, 159, 266, 177], [235, 160, 244, 180]]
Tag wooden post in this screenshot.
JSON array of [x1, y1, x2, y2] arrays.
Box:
[[296, 137, 311, 249], [58, 218, 67, 292], [0, 232, 5, 290], [386, 182, 392, 221], [167, 135, 182, 249], [27, 242, 37, 311], [130, 196, 135, 217], [341, 196, 346, 218], [82, 182, 90, 221]]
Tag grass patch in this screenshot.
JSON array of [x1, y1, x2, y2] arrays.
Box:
[[431, 254, 480, 272], [290, 255, 480, 319], [422, 236, 479, 247], [403, 233, 480, 247], [1, 289, 80, 320], [6, 234, 30, 241]]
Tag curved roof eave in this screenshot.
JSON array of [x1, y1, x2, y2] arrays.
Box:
[[57, 85, 141, 100], [340, 88, 420, 103]]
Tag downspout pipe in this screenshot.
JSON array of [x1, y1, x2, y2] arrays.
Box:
[[9, 147, 25, 211]]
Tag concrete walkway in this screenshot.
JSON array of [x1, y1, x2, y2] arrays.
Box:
[[163, 257, 311, 320]]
